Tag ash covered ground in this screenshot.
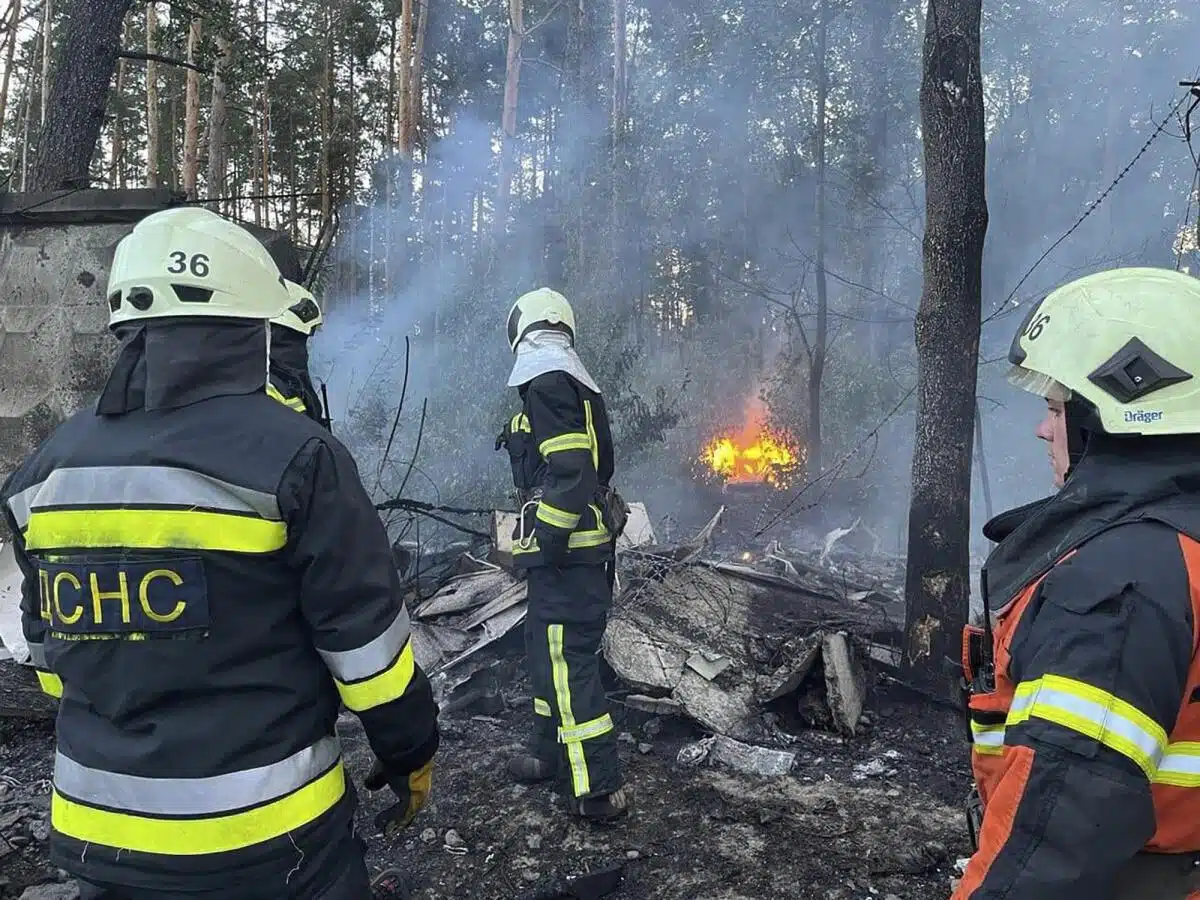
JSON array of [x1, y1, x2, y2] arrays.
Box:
[[0, 671, 971, 900]]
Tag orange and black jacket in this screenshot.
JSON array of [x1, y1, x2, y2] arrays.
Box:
[[500, 370, 615, 568], [956, 436, 1200, 899]]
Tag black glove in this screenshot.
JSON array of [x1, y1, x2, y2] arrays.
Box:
[[536, 526, 570, 566], [365, 756, 434, 834]]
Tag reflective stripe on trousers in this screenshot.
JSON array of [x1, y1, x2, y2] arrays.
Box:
[[7, 465, 287, 554], [548, 624, 614, 797], [52, 736, 346, 855]]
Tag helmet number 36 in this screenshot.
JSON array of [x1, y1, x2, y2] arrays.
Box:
[[1022, 312, 1050, 341], [167, 251, 210, 278]]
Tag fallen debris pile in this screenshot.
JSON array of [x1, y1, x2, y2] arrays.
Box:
[[402, 505, 907, 752]]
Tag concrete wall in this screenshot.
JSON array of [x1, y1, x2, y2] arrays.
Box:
[[0, 219, 125, 478]]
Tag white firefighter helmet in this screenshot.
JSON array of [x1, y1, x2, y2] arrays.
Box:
[[507, 287, 576, 352], [106, 207, 291, 328], [1007, 267, 1200, 435], [272, 280, 324, 337]]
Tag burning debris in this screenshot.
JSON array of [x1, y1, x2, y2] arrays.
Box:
[[698, 400, 804, 488]]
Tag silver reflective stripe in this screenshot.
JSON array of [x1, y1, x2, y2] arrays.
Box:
[[54, 735, 340, 816], [1010, 683, 1166, 773], [27, 641, 47, 669], [318, 607, 411, 683], [7, 466, 281, 529], [1008, 690, 1034, 718], [1156, 744, 1200, 782], [971, 722, 1005, 750]]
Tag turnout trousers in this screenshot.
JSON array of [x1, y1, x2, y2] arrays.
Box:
[[524, 562, 621, 799]]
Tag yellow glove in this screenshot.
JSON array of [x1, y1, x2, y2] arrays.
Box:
[[366, 757, 434, 833]]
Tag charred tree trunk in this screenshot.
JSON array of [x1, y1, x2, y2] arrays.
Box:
[[144, 1, 160, 188], [27, 0, 133, 190], [902, 0, 988, 693], [808, 0, 830, 476], [182, 16, 202, 199], [205, 32, 232, 208]]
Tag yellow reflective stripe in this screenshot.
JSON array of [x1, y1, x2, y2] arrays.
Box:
[[266, 383, 307, 413], [969, 720, 1005, 756], [25, 509, 287, 554], [583, 400, 599, 471], [1007, 674, 1167, 778], [539, 433, 592, 457], [548, 624, 590, 796], [536, 502, 581, 530], [36, 670, 63, 699], [568, 504, 609, 549], [534, 697, 552, 717], [510, 413, 531, 433], [1154, 742, 1200, 787], [335, 641, 416, 712], [51, 761, 345, 856], [559, 713, 613, 743]]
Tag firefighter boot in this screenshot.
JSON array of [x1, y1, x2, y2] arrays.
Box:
[[508, 753, 557, 784], [577, 787, 631, 822]]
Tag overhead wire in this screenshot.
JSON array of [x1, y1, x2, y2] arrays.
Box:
[[981, 90, 1192, 328]]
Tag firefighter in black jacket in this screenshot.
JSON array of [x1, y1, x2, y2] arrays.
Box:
[[2, 207, 439, 899], [269, 279, 329, 429], [497, 288, 629, 821]]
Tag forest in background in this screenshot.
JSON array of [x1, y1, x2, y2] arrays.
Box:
[[1, 0, 1198, 547]]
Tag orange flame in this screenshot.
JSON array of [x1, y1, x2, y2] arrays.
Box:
[[701, 419, 802, 487]]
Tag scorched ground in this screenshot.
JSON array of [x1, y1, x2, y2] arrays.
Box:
[[0, 674, 970, 900]]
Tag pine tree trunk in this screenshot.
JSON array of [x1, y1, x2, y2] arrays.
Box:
[[495, 0, 524, 241], [205, 32, 232, 209], [27, 0, 134, 190], [0, 0, 22, 147], [808, 0, 830, 476], [145, 1, 160, 188], [108, 12, 130, 187], [39, 0, 52, 126], [319, 5, 333, 220], [398, 0, 413, 157], [902, 0, 988, 693], [410, 0, 428, 151], [182, 16, 201, 198], [259, 0, 270, 224]]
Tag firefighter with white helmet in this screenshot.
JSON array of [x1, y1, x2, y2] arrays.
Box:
[[269, 279, 329, 428], [496, 287, 630, 820], [956, 268, 1200, 898], [3, 207, 437, 899]]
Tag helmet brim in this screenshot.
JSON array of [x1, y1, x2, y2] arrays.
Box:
[[1006, 364, 1072, 401]]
